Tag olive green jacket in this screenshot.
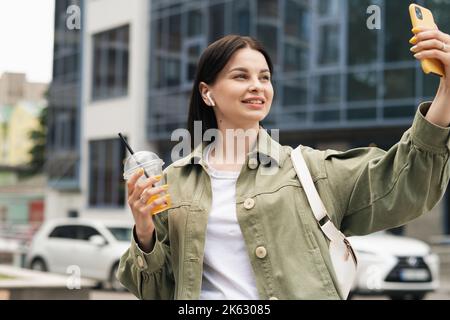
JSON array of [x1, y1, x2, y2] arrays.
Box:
[[118, 102, 450, 300]]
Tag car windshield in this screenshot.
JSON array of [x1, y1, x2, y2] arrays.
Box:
[[107, 227, 132, 242]]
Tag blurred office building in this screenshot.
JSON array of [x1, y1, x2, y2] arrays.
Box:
[[46, 0, 450, 242], [0, 72, 47, 166], [0, 72, 47, 235]]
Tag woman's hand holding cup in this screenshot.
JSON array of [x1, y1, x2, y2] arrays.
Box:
[[127, 169, 170, 252]]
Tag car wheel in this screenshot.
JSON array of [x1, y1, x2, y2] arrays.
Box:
[[109, 263, 126, 292], [30, 258, 48, 272]]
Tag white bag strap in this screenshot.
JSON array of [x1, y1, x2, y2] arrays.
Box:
[[291, 146, 358, 300], [290, 146, 344, 244]]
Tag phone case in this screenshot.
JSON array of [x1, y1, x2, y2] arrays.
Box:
[[409, 4, 444, 77]]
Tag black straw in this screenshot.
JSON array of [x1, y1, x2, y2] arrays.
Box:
[[118, 133, 149, 178]]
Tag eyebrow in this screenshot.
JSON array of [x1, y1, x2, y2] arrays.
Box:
[[228, 67, 271, 74]]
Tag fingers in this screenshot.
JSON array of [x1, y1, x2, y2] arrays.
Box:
[[409, 35, 419, 45], [139, 184, 169, 205], [413, 49, 449, 65], [412, 26, 436, 34], [412, 28, 450, 44], [127, 169, 144, 196], [411, 39, 445, 53], [139, 194, 171, 216], [128, 174, 162, 204], [410, 26, 450, 66]]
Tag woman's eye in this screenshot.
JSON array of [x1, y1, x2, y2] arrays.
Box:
[[233, 74, 270, 81]]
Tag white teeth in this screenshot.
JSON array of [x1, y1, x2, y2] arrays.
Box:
[[244, 100, 263, 104]]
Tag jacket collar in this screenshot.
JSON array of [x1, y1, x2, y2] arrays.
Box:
[[172, 127, 282, 168]]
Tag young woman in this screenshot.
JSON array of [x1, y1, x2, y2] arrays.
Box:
[[118, 29, 450, 299]]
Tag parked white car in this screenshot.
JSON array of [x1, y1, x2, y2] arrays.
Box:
[[26, 218, 133, 291], [348, 231, 440, 300]]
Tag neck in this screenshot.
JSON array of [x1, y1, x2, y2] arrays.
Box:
[[210, 120, 260, 166]]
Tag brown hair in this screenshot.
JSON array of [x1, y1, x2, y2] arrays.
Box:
[[187, 35, 274, 149]]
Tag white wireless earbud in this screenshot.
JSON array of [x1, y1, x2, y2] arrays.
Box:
[[206, 92, 215, 107]]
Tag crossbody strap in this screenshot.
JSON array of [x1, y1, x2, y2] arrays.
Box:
[[291, 146, 344, 243]]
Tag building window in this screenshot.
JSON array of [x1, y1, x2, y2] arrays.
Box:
[[383, 68, 415, 100], [48, 108, 77, 151], [257, 0, 278, 19], [168, 14, 181, 53], [347, 107, 377, 121], [188, 9, 203, 37], [285, 0, 310, 40], [423, 73, 440, 98], [347, 0, 378, 66], [89, 138, 126, 208], [384, 1, 411, 62], [282, 78, 308, 109], [318, 24, 339, 65], [186, 43, 202, 82], [257, 24, 278, 63], [232, 0, 251, 35], [314, 74, 341, 104], [347, 70, 377, 102], [318, 0, 339, 17], [384, 105, 415, 119], [209, 3, 225, 42], [92, 25, 129, 100], [284, 0, 310, 73]]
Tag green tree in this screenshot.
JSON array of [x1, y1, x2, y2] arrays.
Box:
[[25, 105, 47, 176]]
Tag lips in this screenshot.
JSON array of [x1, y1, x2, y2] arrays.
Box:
[[242, 97, 266, 109], [242, 97, 266, 104]]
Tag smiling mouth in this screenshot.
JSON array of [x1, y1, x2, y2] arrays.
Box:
[[242, 101, 265, 109], [241, 98, 265, 104]]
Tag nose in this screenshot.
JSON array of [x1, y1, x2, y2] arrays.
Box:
[[248, 77, 264, 92]]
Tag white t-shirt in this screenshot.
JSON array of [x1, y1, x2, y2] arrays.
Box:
[[199, 143, 259, 300]]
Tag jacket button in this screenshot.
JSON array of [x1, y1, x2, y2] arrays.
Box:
[[269, 296, 278, 300], [137, 256, 144, 268], [248, 158, 258, 169], [255, 246, 267, 259], [244, 198, 255, 210]]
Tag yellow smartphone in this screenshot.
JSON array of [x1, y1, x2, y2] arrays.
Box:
[[409, 4, 445, 77]]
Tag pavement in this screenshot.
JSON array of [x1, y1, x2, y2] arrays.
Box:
[[90, 289, 137, 300], [89, 275, 450, 300], [90, 247, 450, 300]]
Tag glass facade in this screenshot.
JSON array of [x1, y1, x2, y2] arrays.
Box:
[[88, 138, 126, 208], [45, 0, 450, 232], [91, 25, 130, 100], [147, 0, 448, 145], [47, 0, 83, 189]]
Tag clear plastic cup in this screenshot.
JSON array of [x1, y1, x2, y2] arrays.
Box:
[[123, 151, 171, 215]]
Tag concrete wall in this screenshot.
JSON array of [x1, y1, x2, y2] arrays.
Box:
[[79, 0, 150, 220]]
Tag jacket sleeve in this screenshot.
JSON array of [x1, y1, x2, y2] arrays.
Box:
[[323, 102, 450, 236], [116, 169, 175, 299]]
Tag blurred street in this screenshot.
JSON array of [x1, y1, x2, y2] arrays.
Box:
[[352, 272, 450, 300], [2, 0, 450, 302], [90, 289, 137, 300], [89, 275, 450, 300]]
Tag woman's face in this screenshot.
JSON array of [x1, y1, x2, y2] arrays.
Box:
[[201, 47, 274, 129]]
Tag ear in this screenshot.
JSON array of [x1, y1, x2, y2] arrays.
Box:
[[199, 82, 211, 106]]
